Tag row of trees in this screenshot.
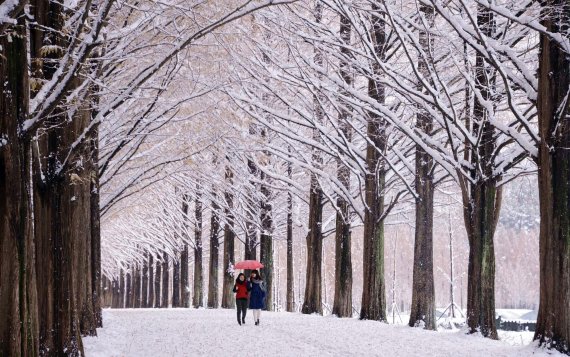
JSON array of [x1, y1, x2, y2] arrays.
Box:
[[101, 1, 569, 354], [0, 0, 292, 355]]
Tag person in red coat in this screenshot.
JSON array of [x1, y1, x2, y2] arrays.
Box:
[[233, 273, 251, 325]]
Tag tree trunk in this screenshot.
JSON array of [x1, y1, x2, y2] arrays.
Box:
[[193, 185, 204, 308], [172, 254, 181, 308], [534, 1, 570, 353], [119, 269, 125, 308], [126, 271, 133, 308], [111, 277, 120, 308], [222, 166, 236, 309], [260, 168, 274, 311], [461, 5, 500, 339], [409, 3, 436, 331], [208, 191, 221, 308], [142, 253, 149, 308], [245, 157, 258, 266], [360, 4, 387, 322], [181, 244, 189, 308], [180, 192, 190, 308], [154, 260, 161, 308], [148, 253, 154, 308], [333, 12, 353, 319], [302, 0, 325, 316], [162, 252, 169, 308], [286, 158, 295, 312], [0, 17, 39, 356], [90, 128, 102, 326], [134, 265, 142, 308]]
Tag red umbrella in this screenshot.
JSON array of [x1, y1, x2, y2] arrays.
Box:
[[234, 260, 264, 270]]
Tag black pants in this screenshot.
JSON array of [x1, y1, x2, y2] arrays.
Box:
[[236, 298, 248, 322]]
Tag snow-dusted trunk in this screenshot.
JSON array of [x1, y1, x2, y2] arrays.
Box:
[[111, 277, 120, 308], [193, 186, 204, 308], [409, 3, 436, 331], [208, 191, 221, 308], [142, 253, 149, 308], [181, 194, 190, 308], [0, 16, 39, 356], [534, 1, 570, 352], [180, 245, 189, 308], [462, 5, 500, 339], [154, 260, 161, 308], [172, 255, 181, 308], [286, 158, 295, 312], [245, 155, 258, 265], [90, 125, 102, 326], [222, 167, 236, 309], [260, 168, 274, 311], [126, 271, 133, 308], [360, 4, 387, 322], [133, 265, 142, 308], [302, 0, 325, 317], [148, 254, 155, 308], [161, 251, 169, 308], [333, 12, 353, 319], [119, 269, 126, 308]]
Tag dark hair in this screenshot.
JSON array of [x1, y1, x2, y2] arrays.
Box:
[[235, 273, 246, 284], [250, 270, 262, 280]]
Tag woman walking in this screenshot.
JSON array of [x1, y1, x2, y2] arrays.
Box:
[[233, 273, 251, 325], [248, 270, 266, 326]]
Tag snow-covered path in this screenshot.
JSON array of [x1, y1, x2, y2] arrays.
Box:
[[84, 309, 558, 357]]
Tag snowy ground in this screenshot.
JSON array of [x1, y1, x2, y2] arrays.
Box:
[[84, 309, 561, 357]]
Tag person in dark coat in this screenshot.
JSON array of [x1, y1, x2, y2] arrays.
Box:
[[248, 270, 266, 326], [233, 273, 251, 325]]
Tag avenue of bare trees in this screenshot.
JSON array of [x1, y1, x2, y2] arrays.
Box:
[[1, 0, 569, 355]]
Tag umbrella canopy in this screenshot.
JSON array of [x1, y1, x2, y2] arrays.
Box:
[[234, 260, 264, 270]]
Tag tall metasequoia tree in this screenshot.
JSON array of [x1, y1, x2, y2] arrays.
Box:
[[460, 5, 501, 339], [148, 253, 155, 308], [172, 253, 181, 307], [125, 271, 133, 308], [161, 251, 170, 308], [193, 185, 204, 307], [333, 11, 353, 318], [259, 133, 274, 311], [534, 0, 570, 353], [0, 12, 39, 356], [360, 3, 388, 322], [409, 3, 436, 330], [222, 165, 236, 309], [286, 156, 295, 312], [119, 269, 126, 308], [208, 189, 221, 308], [245, 129, 259, 263], [154, 259, 161, 308], [181, 194, 191, 308], [302, 0, 325, 315], [133, 265, 142, 308], [142, 252, 149, 308]]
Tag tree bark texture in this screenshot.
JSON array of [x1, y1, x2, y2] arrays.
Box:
[[161, 252, 169, 308], [461, 6, 500, 339], [208, 192, 221, 308], [193, 185, 204, 308], [360, 4, 387, 322], [302, 0, 325, 316], [409, 3, 436, 331], [222, 166, 236, 309], [534, 1, 570, 353], [333, 12, 353, 319], [0, 17, 39, 356]]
